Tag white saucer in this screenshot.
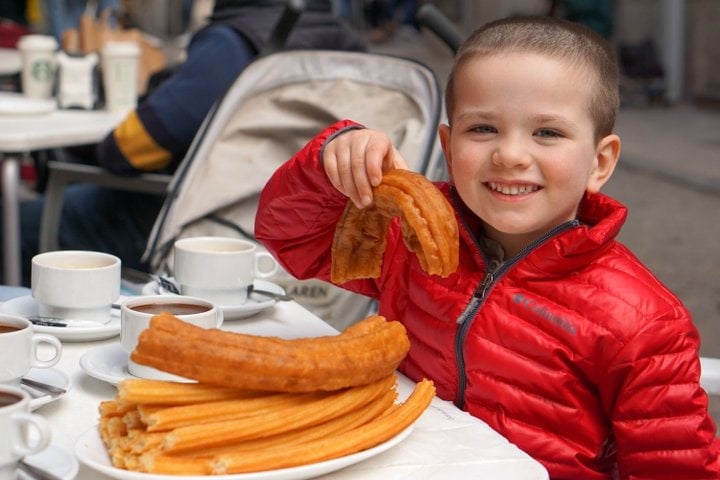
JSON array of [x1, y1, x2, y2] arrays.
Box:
[[17, 444, 78, 480], [0, 295, 121, 342], [80, 343, 192, 386], [23, 367, 71, 411], [141, 278, 285, 320], [79, 343, 131, 386]]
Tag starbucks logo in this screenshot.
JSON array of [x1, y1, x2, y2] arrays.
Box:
[[31, 61, 53, 82]]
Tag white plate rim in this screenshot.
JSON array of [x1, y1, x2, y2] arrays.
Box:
[[75, 423, 413, 480], [0, 295, 121, 341], [24, 367, 72, 411], [141, 278, 284, 320]]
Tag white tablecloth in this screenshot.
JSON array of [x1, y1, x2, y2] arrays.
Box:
[[25, 299, 548, 479]]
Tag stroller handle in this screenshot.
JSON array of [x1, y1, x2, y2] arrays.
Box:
[[262, 0, 306, 56], [416, 4, 464, 55]]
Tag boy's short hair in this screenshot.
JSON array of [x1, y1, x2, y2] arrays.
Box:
[[446, 16, 620, 139]]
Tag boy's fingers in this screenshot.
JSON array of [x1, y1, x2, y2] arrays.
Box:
[[350, 142, 374, 207], [323, 129, 405, 209], [387, 146, 409, 170]]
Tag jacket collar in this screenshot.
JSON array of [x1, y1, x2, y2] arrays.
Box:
[[445, 185, 628, 275]]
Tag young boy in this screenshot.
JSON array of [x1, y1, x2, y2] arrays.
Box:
[[254, 16, 719, 479]]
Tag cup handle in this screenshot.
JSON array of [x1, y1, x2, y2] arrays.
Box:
[[11, 413, 52, 457], [30, 333, 63, 369], [254, 252, 279, 279]]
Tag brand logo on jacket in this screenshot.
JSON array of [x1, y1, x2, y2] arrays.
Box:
[[513, 293, 576, 335]]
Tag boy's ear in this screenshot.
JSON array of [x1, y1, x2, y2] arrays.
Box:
[[587, 133, 621, 193], [438, 123, 453, 181]]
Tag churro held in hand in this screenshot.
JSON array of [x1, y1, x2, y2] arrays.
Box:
[[331, 168, 459, 284]]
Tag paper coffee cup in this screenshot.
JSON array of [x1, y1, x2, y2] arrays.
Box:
[[101, 41, 140, 113], [17, 34, 58, 99], [0, 315, 62, 386]]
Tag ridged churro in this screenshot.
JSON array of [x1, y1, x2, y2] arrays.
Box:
[[117, 378, 265, 405], [161, 375, 394, 454], [131, 314, 410, 392], [212, 378, 436, 474]]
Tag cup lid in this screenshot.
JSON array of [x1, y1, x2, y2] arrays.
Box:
[[17, 34, 58, 51], [102, 41, 140, 56]]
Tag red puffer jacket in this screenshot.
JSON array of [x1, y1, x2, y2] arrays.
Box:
[[255, 121, 720, 479]]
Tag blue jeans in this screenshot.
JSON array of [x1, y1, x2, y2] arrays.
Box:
[[16, 184, 163, 285]]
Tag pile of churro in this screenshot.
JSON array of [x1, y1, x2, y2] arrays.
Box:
[[99, 313, 435, 475]]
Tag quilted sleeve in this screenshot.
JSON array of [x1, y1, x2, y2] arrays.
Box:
[[602, 305, 720, 479], [254, 120, 381, 299]]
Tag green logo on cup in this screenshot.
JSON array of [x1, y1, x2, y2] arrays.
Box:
[[32, 60, 53, 82]]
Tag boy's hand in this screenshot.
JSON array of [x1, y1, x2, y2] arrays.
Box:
[[323, 129, 409, 208]]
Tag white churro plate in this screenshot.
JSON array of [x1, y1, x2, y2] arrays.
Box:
[[75, 424, 414, 480]]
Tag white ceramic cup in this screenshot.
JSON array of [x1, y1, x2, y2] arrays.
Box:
[[120, 295, 223, 380], [17, 34, 58, 99], [173, 237, 280, 306], [101, 41, 140, 113], [31, 250, 121, 325], [0, 315, 62, 387], [0, 385, 52, 479]]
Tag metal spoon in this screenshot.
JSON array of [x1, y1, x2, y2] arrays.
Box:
[[27, 315, 107, 328], [247, 284, 293, 302], [21, 377, 67, 396], [150, 274, 180, 294]]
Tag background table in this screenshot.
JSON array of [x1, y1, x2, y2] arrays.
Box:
[[25, 299, 549, 479], [0, 48, 21, 76], [0, 101, 123, 285]]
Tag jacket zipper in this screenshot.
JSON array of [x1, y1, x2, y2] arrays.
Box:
[[453, 219, 581, 409]]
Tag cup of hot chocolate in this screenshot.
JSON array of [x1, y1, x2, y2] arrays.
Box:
[[0, 385, 52, 479], [0, 315, 62, 386], [120, 295, 223, 380]]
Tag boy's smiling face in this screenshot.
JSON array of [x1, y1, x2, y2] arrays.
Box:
[[439, 52, 620, 256]]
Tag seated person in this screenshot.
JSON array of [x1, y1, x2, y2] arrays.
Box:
[[12, 0, 365, 285]]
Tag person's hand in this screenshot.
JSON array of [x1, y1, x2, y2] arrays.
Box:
[[323, 129, 408, 208]]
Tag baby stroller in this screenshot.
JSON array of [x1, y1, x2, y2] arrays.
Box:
[[136, 48, 442, 328]]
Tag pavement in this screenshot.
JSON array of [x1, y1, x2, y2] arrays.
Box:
[[370, 27, 720, 422]]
